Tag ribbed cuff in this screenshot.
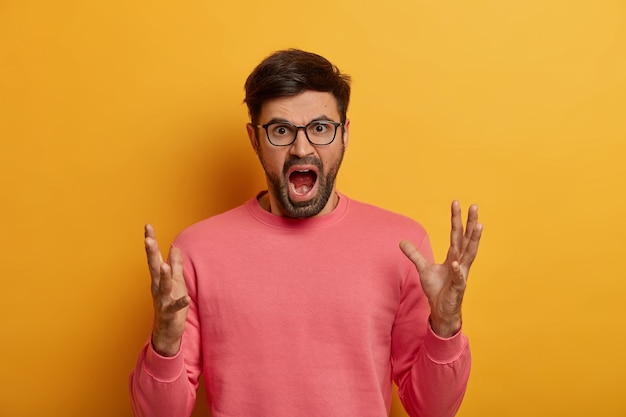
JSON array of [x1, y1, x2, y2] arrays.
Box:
[[423, 325, 469, 364], [143, 340, 186, 382]]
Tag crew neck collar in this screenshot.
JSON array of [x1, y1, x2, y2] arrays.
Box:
[[246, 191, 349, 230]]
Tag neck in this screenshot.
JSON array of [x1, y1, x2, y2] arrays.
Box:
[[258, 192, 272, 213], [257, 191, 340, 218]]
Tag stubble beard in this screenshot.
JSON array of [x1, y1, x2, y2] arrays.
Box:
[[260, 147, 345, 219]]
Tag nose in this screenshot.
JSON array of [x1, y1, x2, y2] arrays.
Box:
[[289, 127, 316, 158]]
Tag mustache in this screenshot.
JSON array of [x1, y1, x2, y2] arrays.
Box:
[[282, 156, 322, 174]]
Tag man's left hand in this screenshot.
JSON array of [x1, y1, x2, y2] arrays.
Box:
[[400, 201, 483, 338]]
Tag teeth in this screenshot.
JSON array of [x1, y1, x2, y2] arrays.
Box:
[[293, 185, 310, 195]]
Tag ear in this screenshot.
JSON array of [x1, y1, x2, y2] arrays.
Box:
[[341, 118, 350, 147], [246, 123, 260, 154]]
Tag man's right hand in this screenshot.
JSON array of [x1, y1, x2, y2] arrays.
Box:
[[145, 224, 190, 357]]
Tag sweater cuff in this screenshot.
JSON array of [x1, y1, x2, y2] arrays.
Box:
[[423, 325, 468, 364], [143, 340, 186, 382]]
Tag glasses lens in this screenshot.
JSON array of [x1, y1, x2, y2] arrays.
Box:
[[306, 121, 337, 145], [267, 123, 297, 146]]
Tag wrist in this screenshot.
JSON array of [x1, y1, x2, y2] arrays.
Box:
[[151, 332, 182, 357], [429, 315, 462, 338]]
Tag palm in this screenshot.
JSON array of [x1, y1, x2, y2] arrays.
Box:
[[419, 261, 456, 305], [400, 201, 482, 337]]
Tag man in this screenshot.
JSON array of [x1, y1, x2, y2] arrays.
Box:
[[130, 49, 482, 417]]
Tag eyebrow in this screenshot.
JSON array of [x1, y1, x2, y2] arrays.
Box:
[[263, 115, 336, 125]]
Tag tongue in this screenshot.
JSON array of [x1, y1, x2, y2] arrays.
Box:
[[290, 171, 316, 195]]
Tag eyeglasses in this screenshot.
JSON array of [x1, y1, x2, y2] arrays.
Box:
[[256, 120, 343, 146]]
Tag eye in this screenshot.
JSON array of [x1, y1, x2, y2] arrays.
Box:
[[309, 121, 331, 135], [271, 124, 294, 136]]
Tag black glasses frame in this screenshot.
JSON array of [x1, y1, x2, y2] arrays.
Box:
[[255, 120, 343, 146]]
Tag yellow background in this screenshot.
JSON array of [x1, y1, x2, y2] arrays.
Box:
[[1, 1, 625, 416]]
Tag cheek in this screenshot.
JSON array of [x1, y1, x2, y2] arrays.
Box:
[[258, 147, 286, 172], [320, 146, 345, 165]]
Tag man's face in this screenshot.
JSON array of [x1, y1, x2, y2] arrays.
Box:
[[246, 90, 350, 218]]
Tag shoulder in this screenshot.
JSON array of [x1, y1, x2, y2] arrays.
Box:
[[341, 194, 434, 262], [345, 195, 427, 234], [172, 201, 252, 249]]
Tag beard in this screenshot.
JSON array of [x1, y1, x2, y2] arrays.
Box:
[[259, 147, 345, 219]]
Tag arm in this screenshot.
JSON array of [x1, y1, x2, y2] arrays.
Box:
[[129, 225, 199, 417], [395, 201, 482, 416], [394, 323, 471, 417]]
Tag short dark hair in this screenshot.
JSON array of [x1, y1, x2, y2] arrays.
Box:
[[244, 49, 351, 125]]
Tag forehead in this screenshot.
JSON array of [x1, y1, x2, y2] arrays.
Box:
[[259, 91, 340, 123]]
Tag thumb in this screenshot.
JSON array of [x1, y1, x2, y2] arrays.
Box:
[[399, 240, 429, 273]]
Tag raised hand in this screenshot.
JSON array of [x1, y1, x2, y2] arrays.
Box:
[[144, 224, 190, 357], [400, 201, 483, 338]]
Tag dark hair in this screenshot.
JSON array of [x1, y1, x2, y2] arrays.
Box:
[[244, 49, 351, 125]]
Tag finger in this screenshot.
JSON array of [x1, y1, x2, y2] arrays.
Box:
[[444, 245, 460, 266], [165, 295, 191, 314], [461, 222, 483, 269], [158, 262, 173, 297], [450, 200, 463, 253], [399, 240, 430, 273], [156, 262, 190, 314], [144, 223, 154, 240], [462, 204, 479, 253], [169, 246, 184, 282], [145, 224, 164, 284], [451, 260, 467, 288]]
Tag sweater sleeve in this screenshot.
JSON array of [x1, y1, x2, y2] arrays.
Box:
[[129, 245, 203, 417], [128, 341, 197, 417], [392, 234, 471, 417]]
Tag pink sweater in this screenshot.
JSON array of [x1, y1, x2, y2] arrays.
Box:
[[130, 193, 470, 417]]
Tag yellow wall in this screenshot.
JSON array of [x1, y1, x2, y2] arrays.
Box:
[[1, 1, 625, 416]]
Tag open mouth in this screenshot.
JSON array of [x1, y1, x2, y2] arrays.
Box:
[[288, 169, 318, 196]]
